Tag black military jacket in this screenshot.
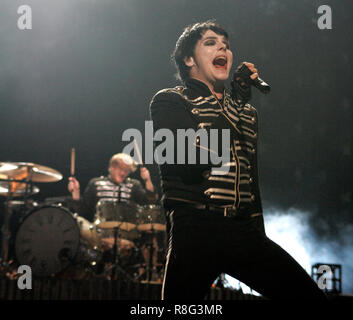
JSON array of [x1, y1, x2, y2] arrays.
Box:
[[150, 78, 262, 216]]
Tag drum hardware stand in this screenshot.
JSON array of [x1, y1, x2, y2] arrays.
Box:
[[22, 177, 34, 216], [111, 226, 119, 279], [145, 227, 157, 283], [109, 225, 133, 281], [0, 175, 33, 274], [0, 178, 18, 271]]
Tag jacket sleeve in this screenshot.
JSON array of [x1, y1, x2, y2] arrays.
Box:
[[66, 179, 97, 222], [150, 90, 190, 134], [150, 90, 188, 168], [150, 90, 207, 184]]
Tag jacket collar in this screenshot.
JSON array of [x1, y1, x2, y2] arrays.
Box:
[[107, 174, 127, 186], [184, 78, 227, 99]]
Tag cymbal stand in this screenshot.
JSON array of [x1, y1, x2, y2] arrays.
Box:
[[145, 227, 157, 282], [111, 226, 119, 280], [23, 172, 34, 215], [110, 225, 132, 281], [19, 171, 34, 217], [0, 178, 15, 271], [0, 177, 32, 274]]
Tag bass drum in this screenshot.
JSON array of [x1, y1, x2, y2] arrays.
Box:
[[14, 205, 101, 278]]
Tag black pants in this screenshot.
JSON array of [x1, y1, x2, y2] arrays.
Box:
[[162, 207, 327, 300]]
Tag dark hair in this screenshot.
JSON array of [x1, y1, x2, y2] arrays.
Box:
[[172, 20, 229, 83]]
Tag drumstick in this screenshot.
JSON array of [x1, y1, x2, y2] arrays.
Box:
[[133, 139, 143, 165], [70, 147, 75, 176]]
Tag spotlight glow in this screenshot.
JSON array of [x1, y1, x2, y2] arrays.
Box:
[[224, 208, 340, 296], [264, 210, 312, 274]]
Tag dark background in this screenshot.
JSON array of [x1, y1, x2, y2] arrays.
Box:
[[1, 0, 352, 292]]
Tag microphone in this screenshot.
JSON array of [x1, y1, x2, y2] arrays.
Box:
[[252, 76, 271, 94], [232, 63, 271, 94]]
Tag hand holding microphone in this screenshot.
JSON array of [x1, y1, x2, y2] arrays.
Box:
[[231, 61, 271, 104]]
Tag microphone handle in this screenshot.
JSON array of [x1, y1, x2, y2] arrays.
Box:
[[252, 76, 271, 94]]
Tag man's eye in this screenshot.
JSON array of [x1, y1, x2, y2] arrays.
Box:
[[205, 40, 215, 46]]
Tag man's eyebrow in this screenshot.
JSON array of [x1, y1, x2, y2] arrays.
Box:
[[202, 36, 229, 43]]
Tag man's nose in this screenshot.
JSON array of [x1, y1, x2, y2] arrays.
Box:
[[218, 41, 227, 51]]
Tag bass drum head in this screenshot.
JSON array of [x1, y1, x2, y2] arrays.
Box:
[[15, 205, 80, 277]]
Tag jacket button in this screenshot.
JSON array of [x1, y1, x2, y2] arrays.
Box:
[[249, 177, 253, 183], [247, 165, 252, 170], [251, 117, 256, 122], [251, 194, 256, 201], [191, 108, 199, 115]]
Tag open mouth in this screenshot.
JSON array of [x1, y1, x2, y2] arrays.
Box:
[[213, 56, 227, 69]]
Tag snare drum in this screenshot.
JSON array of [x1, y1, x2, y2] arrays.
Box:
[[95, 200, 140, 233], [137, 205, 166, 232], [14, 205, 101, 277]]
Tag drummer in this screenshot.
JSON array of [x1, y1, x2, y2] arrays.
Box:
[[68, 153, 157, 222], [68, 153, 161, 280]]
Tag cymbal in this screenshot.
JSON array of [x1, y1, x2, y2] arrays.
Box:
[[0, 181, 40, 197], [0, 163, 20, 177], [0, 162, 62, 183]]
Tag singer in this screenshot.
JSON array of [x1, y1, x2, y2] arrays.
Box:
[[150, 20, 326, 300]]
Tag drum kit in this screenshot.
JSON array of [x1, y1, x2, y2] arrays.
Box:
[[95, 201, 167, 282], [0, 161, 167, 283]]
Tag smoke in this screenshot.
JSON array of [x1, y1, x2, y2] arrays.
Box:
[[225, 207, 353, 295]]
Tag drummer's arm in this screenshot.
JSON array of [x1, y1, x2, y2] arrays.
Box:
[[139, 167, 158, 203], [143, 178, 159, 204], [80, 182, 98, 222], [132, 180, 157, 205], [146, 187, 158, 204], [68, 178, 96, 222], [68, 177, 80, 200], [144, 178, 154, 193], [139, 167, 155, 193]]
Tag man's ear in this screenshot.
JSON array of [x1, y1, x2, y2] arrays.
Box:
[[184, 56, 195, 67]]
